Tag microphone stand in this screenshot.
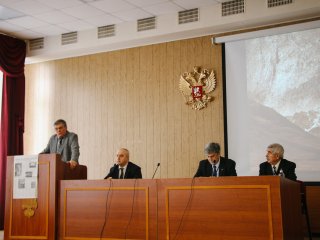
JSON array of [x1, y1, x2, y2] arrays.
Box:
[[152, 163, 160, 179]]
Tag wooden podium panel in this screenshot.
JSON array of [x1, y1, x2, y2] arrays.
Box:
[[4, 154, 65, 240], [157, 177, 303, 240], [59, 179, 157, 240], [4, 154, 87, 240]]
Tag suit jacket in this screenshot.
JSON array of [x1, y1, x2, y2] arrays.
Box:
[[41, 131, 80, 163], [259, 158, 297, 181], [104, 161, 142, 179], [194, 157, 237, 177]]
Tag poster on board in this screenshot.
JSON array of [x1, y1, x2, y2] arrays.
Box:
[[13, 155, 38, 199]]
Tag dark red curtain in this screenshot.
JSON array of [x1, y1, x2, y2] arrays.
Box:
[[0, 34, 26, 230]]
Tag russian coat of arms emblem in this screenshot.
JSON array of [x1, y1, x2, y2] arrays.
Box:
[[179, 66, 217, 110]]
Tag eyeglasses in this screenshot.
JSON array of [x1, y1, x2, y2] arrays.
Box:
[[207, 153, 219, 158]]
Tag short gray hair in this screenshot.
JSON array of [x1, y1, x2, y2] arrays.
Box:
[[54, 119, 67, 128], [204, 142, 220, 155], [267, 143, 284, 159]]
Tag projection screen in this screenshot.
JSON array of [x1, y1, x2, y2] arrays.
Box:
[[220, 22, 320, 181]]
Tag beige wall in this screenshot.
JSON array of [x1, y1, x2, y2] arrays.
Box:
[[24, 36, 224, 179]]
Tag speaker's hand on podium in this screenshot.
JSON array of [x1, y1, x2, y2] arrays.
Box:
[[69, 160, 78, 169]]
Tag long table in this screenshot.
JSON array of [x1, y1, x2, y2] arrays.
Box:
[[59, 176, 303, 240]]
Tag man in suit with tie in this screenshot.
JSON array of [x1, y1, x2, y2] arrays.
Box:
[[194, 142, 237, 177], [104, 148, 142, 179], [259, 143, 297, 181], [41, 119, 80, 169]]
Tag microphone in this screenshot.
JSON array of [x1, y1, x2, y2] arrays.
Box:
[[152, 163, 160, 179]]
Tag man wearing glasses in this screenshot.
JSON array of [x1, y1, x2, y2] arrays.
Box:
[[194, 142, 237, 177]]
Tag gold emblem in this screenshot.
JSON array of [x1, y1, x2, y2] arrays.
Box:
[[22, 199, 38, 218], [179, 66, 216, 110]]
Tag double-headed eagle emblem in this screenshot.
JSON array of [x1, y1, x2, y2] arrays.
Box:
[[179, 66, 217, 110]]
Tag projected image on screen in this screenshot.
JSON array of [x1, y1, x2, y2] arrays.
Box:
[[246, 28, 320, 180], [226, 27, 320, 181]]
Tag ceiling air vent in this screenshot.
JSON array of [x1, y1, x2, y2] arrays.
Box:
[[137, 17, 156, 32], [61, 32, 77, 45], [98, 24, 115, 38], [268, 0, 293, 8], [179, 8, 199, 24], [222, 0, 245, 16], [29, 38, 44, 50]]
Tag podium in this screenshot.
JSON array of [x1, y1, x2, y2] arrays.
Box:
[[59, 176, 303, 240], [4, 154, 87, 240]]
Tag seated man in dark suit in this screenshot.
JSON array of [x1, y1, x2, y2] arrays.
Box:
[[104, 148, 142, 179], [259, 143, 297, 181], [194, 142, 237, 177]]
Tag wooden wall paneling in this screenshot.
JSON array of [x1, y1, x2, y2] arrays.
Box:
[[202, 37, 224, 153], [66, 59, 74, 127], [172, 41, 182, 178], [188, 38, 198, 177], [93, 55, 103, 177], [110, 51, 121, 172], [70, 58, 79, 139], [104, 52, 114, 176], [202, 37, 216, 148], [114, 51, 123, 158], [214, 39, 224, 149], [214, 44, 224, 145], [24, 65, 35, 154], [119, 50, 128, 148], [47, 61, 56, 135], [158, 43, 168, 179], [145, 45, 155, 179], [84, 57, 95, 177], [214, 43, 225, 152], [59, 59, 68, 120], [38, 63, 46, 151], [131, 48, 142, 171], [152, 44, 161, 179], [40, 62, 51, 140], [24, 36, 224, 179], [72, 58, 84, 168], [125, 49, 134, 165], [165, 42, 175, 179], [99, 53, 108, 177], [35, 63, 44, 150], [114, 50, 122, 162], [194, 37, 206, 173], [180, 39, 191, 178], [53, 60, 62, 125], [138, 46, 150, 178]]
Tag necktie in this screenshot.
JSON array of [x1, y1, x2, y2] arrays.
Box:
[[57, 138, 62, 151], [273, 166, 277, 175], [119, 167, 124, 179], [212, 165, 217, 177]]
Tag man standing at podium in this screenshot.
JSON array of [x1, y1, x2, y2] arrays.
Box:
[[41, 119, 80, 169], [259, 143, 297, 181], [194, 142, 237, 177], [104, 148, 142, 179]]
